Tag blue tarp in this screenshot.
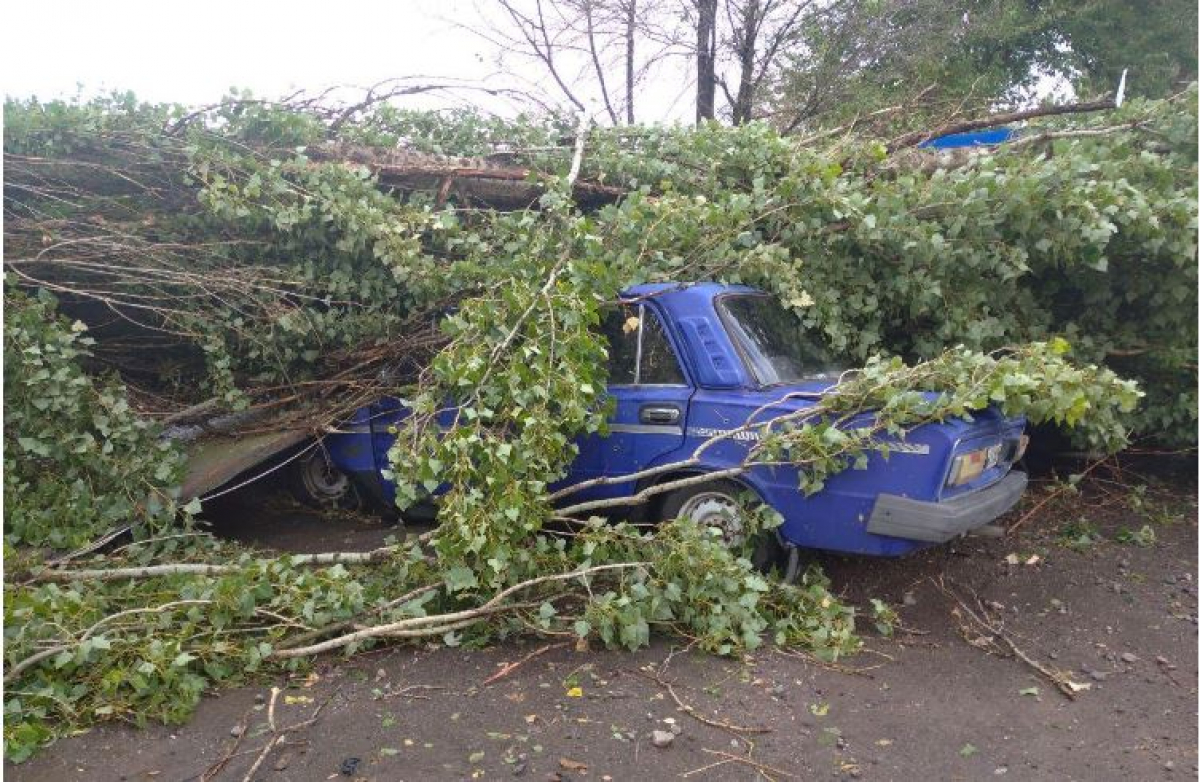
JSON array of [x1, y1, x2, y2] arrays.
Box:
[[919, 127, 1017, 149]]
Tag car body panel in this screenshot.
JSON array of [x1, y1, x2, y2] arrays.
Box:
[[325, 282, 1028, 556]]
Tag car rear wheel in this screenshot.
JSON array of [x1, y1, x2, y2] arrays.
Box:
[[659, 479, 784, 573], [288, 447, 363, 511]]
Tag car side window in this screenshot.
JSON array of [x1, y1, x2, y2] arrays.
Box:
[[599, 303, 686, 385], [600, 305, 638, 384], [638, 309, 685, 384]]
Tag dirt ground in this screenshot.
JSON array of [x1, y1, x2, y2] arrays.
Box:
[[8, 462, 1197, 782]]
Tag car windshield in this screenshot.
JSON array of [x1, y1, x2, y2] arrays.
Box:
[[718, 295, 844, 386]]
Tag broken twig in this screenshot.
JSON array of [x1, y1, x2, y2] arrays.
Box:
[[935, 577, 1085, 699], [639, 664, 770, 736], [240, 688, 335, 782], [483, 641, 569, 686], [699, 748, 795, 779]]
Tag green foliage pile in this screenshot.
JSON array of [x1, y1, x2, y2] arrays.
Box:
[[3, 539, 433, 761], [3, 288, 191, 550], [1, 86, 1190, 759]]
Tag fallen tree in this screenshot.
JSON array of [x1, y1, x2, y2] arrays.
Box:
[[1, 86, 1192, 760], [5, 87, 1194, 445]]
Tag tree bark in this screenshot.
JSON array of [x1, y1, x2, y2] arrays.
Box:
[[731, 0, 762, 124], [308, 144, 624, 211], [695, 0, 718, 123]]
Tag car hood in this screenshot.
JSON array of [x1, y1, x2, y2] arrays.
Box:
[[729, 381, 1026, 441]]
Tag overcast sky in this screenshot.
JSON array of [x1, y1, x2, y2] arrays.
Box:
[[2, 0, 695, 121], [2, 0, 1076, 127]]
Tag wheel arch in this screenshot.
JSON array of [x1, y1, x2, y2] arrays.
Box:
[[635, 467, 769, 523]]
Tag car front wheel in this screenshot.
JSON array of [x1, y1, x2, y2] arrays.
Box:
[[659, 479, 783, 573]]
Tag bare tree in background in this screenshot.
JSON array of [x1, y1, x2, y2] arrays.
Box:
[[623, 0, 638, 121], [694, 0, 719, 121], [462, 0, 831, 125], [687, 0, 826, 123], [720, 0, 819, 124], [462, 0, 687, 124]]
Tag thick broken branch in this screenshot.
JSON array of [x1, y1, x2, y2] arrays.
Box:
[[307, 143, 623, 210], [886, 97, 1117, 152], [1004, 123, 1139, 150], [28, 543, 408, 583]]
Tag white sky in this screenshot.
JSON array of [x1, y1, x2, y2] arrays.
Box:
[[1, 0, 1075, 125], [1, 0, 695, 122]]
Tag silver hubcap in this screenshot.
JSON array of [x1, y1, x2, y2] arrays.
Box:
[[677, 491, 745, 546], [299, 452, 350, 503]]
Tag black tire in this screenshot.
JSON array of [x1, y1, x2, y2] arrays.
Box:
[[286, 447, 365, 511], [659, 478, 785, 573]]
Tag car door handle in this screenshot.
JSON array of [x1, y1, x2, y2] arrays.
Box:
[[639, 404, 681, 425]]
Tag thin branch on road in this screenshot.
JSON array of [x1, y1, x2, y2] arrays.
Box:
[[483, 641, 569, 686], [934, 576, 1088, 699], [637, 664, 771, 736], [699, 748, 795, 779]]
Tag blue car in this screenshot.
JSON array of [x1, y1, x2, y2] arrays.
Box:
[[315, 283, 1028, 559]]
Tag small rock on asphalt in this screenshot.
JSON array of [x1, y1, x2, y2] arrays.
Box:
[[651, 730, 675, 748], [1121, 652, 1139, 663], [229, 724, 244, 738]]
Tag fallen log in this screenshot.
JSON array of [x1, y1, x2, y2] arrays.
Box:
[[308, 143, 624, 210]]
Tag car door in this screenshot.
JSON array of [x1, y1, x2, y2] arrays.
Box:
[[596, 300, 694, 484]]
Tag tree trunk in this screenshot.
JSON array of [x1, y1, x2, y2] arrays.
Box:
[[695, 0, 718, 123], [625, 0, 637, 123], [731, 0, 761, 124]]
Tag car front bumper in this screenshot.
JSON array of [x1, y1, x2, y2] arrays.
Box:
[[866, 471, 1028, 543]]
